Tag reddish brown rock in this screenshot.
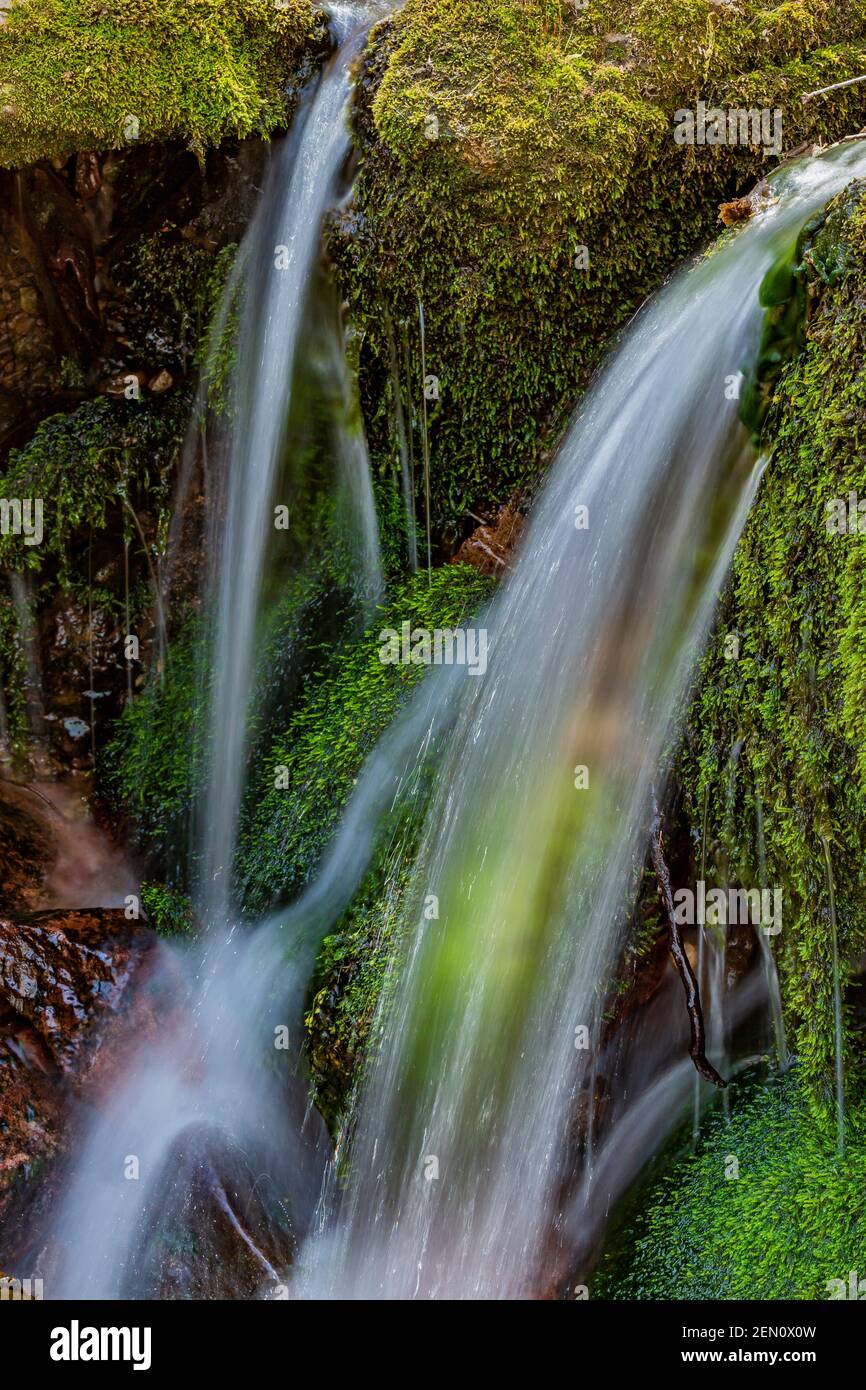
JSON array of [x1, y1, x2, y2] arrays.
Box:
[[451, 503, 524, 576], [0, 785, 55, 916], [0, 909, 155, 1076], [0, 908, 158, 1235]]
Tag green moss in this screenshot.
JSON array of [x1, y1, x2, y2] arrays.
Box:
[[0, 0, 318, 168], [0, 587, 27, 754], [116, 233, 238, 375], [304, 856, 411, 1130], [100, 616, 202, 883], [294, 563, 496, 1127], [140, 878, 196, 935], [340, 0, 866, 536], [237, 562, 494, 914], [0, 391, 188, 579], [682, 178, 866, 1112], [595, 1071, 866, 1299]]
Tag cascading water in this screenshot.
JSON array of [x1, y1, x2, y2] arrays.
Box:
[[43, 29, 866, 1295], [198, 4, 388, 921], [48, 0, 398, 1298], [296, 141, 866, 1300]]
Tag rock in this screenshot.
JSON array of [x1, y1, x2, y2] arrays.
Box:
[[719, 178, 772, 226], [73, 152, 102, 202], [451, 503, 524, 576], [0, 907, 158, 1238], [148, 367, 173, 393], [0, 784, 55, 916], [130, 1125, 298, 1300], [0, 909, 155, 1076]]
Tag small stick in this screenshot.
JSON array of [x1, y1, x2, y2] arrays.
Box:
[[650, 792, 727, 1088], [802, 74, 866, 103]]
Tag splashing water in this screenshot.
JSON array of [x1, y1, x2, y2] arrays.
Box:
[[47, 55, 866, 1293], [296, 141, 866, 1300]]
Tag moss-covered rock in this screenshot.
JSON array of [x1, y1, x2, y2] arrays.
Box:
[[682, 177, 866, 1114], [237, 561, 494, 913], [0, 0, 321, 167], [0, 391, 188, 576], [595, 1071, 866, 1298], [340, 0, 866, 537]]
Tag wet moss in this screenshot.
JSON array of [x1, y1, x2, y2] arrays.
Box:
[[595, 1071, 866, 1299], [295, 564, 495, 1128], [682, 178, 866, 1113], [0, 391, 188, 578], [237, 562, 494, 913], [101, 615, 202, 884], [339, 0, 866, 536], [140, 878, 196, 935], [0, 0, 318, 168]]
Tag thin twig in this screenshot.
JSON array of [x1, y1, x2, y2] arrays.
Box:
[[802, 74, 866, 103], [650, 792, 727, 1088]]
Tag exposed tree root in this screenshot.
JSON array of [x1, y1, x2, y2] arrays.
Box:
[[649, 794, 727, 1089]]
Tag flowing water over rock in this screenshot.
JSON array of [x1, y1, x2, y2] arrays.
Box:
[[296, 141, 866, 1300], [40, 41, 866, 1297], [198, 8, 386, 922]]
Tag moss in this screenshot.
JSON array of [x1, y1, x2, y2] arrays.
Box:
[[295, 563, 496, 1127], [304, 856, 411, 1130], [595, 1071, 866, 1299], [681, 178, 866, 1113], [140, 879, 196, 935], [237, 562, 494, 914], [0, 0, 319, 168], [115, 233, 238, 375], [101, 616, 202, 884], [340, 0, 866, 537], [0, 391, 188, 579], [0, 587, 27, 754]]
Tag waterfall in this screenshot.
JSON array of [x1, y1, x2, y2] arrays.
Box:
[[295, 141, 866, 1300], [47, 1, 397, 1300], [197, 3, 388, 922], [45, 27, 866, 1294]]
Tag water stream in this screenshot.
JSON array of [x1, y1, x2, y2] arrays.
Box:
[[43, 21, 866, 1297]]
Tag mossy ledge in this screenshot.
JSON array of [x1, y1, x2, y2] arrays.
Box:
[[595, 1070, 866, 1299], [338, 0, 866, 539], [0, 0, 321, 167], [681, 176, 866, 1114]]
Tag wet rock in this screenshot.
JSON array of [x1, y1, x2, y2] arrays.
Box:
[[148, 368, 173, 393], [0, 908, 155, 1077], [0, 1006, 64, 1219], [719, 178, 771, 227], [130, 1124, 298, 1300], [0, 907, 157, 1237], [0, 783, 55, 915], [450, 503, 524, 576]]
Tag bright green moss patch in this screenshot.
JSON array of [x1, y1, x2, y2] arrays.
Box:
[[682, 177, 866, 1112], [342, 0, 866, 535], [0, 0, 318, 167], [596, 1072, 866, 1298], [304, 856, 411, 1130], [237, 562, 494, 914], [140, 878, 196, 935]]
